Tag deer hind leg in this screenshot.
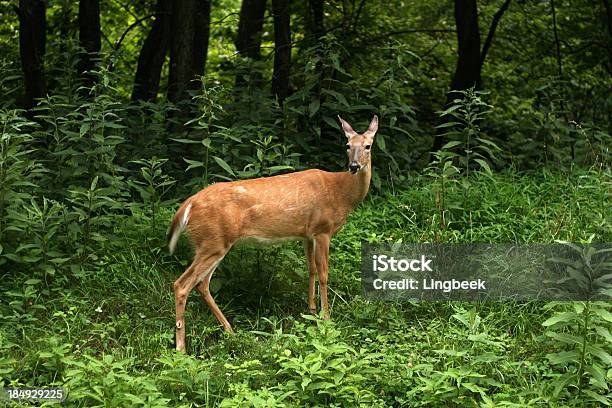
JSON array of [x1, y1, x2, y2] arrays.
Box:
[[173, 247, 228, 352], [304, 238, 318, 314], [313, 234, 331, 320], [195, 262, 233, 333]]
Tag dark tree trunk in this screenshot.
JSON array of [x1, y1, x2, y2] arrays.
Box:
[[235, 0, 267, 59], [432, 0, 482, 152], [602, 0, 612, 74], [306, 0, 324, 41], [603, 0, 612, 38], [272, 0, 291, 103], [78, 0, 101, 90], [302, 0, 324, 146], [132, 0, 173, 101], [192, 0, 211, 78], [234, 0, 267, 89], [450, 0, 482, 92], [18, 0, 46, 109], [167, 0, 211, 104]]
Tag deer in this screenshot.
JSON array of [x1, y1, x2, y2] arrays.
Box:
[[167, 115, 378, 352]]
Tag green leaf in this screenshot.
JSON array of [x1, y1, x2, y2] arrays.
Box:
[[171, 138, 201, 144], [376, 133, 387, 151], [24, 278, 42, 285], [585, 366, 608, 390], [583, 389, 610, 405], [441, 140, 462, 150], [212, 157, 236, 179], [266, 165, 294, 173], [586, 344, 612, 365], [545, 332, 583, 345], [542, 312, 579, 327], [322, 115, 339, 130], [308, 99, 320, 118], [474, 159, 492, 176], [79, 122, 90, 136], [595, 326, 612, 343], [90, 176, 99, 191], [183, 158, 203, 172], [593, 307, 612, 323], [546, 350, 580, 365]]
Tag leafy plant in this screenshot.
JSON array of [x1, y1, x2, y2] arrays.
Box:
[[128, 158, 176, 230], [275, 315, 384, 406], [0, 109, 41, 265], [542, 301, 612, 406]]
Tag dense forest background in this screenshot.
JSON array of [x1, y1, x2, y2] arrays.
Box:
[[2, 0, 610, 181], [1, 0, 611, 406]]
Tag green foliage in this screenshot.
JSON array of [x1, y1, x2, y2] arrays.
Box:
[[0, 1, 610, 405], [1, 167, 610, 406], [128, 158, 176, 230], [64, 355, 170, 407], [427, 89, 501, 235], [274, 316, 384, 406], [0, 109, 42, 265], [542, 301, 612, 406]]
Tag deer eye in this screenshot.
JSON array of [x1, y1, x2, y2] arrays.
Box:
[[365, 145, 371, 150], [346, 144, 351, 150]]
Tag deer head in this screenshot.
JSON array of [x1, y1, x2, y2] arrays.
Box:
[[339, 115, 378, 174]]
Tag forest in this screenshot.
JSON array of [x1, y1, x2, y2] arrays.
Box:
[[0, 0, 611, 406]]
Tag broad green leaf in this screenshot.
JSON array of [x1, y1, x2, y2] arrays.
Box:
[[546, 350, 580, 365], [441, 140, 463, 150], [474, 159, 492, 176], [583, 389, 610, 405], [308, 99, 320, 118], [542, 312, 579, 327], [183, 158, 203, 172]]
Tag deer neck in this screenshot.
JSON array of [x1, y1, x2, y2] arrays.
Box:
[[337, 161, 372, 209]]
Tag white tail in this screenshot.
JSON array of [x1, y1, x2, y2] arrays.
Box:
[[169, 115, 378, 352]]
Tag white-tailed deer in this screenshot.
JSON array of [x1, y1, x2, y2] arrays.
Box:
[[168, 115, 378, 352]]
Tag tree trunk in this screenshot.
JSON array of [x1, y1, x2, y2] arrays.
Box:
[[450, 0, 481, 93], [305, 0, 324, 42], [192, 0, 211, 79], [603, 0, 612, 38], [167, 0, 211, 104], [18, 0, 46, 109], [235, 0, 267, 89], [132, 0, 173, 102], [235, 0, 267, 59], [602, 0, 612, 75], [272, 0, 291, 103], [78, 0, 101, 90], [432, 0, 481, 152]]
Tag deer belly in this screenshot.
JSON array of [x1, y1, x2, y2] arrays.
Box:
[[235, 235, 304, 246]]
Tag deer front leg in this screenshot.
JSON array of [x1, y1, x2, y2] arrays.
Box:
[[313, 234, 331, 319], [304, 238, 318, 314], [173, 262, 196, 353]]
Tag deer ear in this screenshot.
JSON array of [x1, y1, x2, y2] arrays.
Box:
[[365, 115, 378, 136], [338, 115, 357, 138]]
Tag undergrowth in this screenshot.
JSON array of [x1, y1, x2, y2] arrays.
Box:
[[1, 169, 610, 407]]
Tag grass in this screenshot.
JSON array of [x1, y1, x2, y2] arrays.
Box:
[[0, 167, 610, 407]]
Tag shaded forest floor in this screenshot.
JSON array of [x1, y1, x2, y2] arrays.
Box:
[[1, 168, 611, 407]]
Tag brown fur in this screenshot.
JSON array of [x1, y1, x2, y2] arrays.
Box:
[[170, 115, 378, 352]]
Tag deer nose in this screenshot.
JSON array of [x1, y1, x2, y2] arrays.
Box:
[[348, 162, 360, 173]]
